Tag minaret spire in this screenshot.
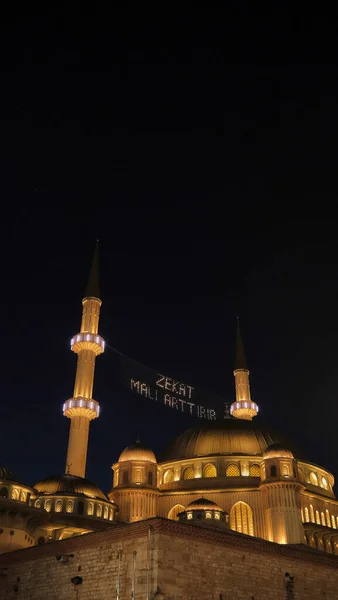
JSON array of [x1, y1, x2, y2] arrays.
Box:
[[230, 318, 258, 421], [85, 239, 100, 299], [63, 243, 105, 478]]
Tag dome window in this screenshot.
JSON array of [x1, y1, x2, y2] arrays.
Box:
[[205, 511, 212, 519], [44, 499, 52, 513], [187, 512, 193, 520], [104, 506, 109, 519], [321, 511, 325, 526], [87, 501, 94, 516], [96, 503, 102, 518], [20, 491, 26, 502], [226, 464, 240, 477], [35, 499, 42, 508], [183, 466, 194, 480], [316, 510, 320, 525], [332, 514, 336, 529], [109, 508, 114, 521], [249, 464, 260, 477], [203, 464, 217, 478], [309, 472, 318, 486], [66, 499, 73, 513], [11, 488, 19, 500], [321, 476, 328, 489], [214, 512, 220, 520], [55, 499, 63, 513], [163, 469, 174, 484]]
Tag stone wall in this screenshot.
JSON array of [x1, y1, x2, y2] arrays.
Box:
[[0, 518, 337, 600]]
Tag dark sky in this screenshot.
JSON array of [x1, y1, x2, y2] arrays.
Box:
[[0, 10, 337, 494]]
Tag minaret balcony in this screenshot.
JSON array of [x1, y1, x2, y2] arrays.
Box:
[[71, 333, 105, 355], [63, 397, 100, 420], [230, 401, 259, 420]]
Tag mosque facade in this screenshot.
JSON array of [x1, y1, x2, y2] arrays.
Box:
[[0, 247, 337, 558]]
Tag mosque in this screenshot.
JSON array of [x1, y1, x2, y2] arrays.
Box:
[[1, 247, 338, 557]]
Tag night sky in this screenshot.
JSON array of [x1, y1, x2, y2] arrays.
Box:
[[0, 10, 337, 494]]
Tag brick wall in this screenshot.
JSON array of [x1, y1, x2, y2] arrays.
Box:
[[0, 518, 337, 600]]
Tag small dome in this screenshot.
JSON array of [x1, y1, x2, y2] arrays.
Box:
[[0, 466, 20, 482], [263, 443, 294, 459], [118, 440, 157, 464], [34, 475, 108, 501], [185, 498, 223, 512]]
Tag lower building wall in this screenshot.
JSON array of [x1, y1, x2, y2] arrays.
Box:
[[1, 520, 338, 600], [156, 531, 338, 600]]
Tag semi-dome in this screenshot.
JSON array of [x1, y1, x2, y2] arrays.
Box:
[[118, 440, 157, 464], [161, 419, 276, 461], [34, 474, 108, 501], [263, 443, 294, 459], [185, 498, 223, 512]]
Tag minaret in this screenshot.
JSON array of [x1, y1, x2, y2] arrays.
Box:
[[63, 243, 105, 478], [230, 318, 258, 420]]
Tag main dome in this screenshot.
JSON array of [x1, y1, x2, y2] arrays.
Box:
[[34, 475, 108, 501], [161, 419, 277, 461]]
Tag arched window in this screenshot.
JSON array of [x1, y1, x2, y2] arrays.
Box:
[[77, 501, 84, 515], [322, 476, 328, 489], [87, 501, 94, 516], [168, 504, 185, 521], [147, 471, 153, 485], [309, 505, 315, 523], [230, 501, 254, 536], [332, 515, 337, 529], [321, 512, 326, 526], [270, 465, 277, 477], [309, 472, 318, 486], [123, 471, 129, 484], [304, 507, 309, 522], [203, 464, 217, 478], [0, 487, 8, 499], [20, 491, 26, 502], [134, 469, 143, 484], [226, 464, 240, 477], [326, 509, 330, 527], [163, 469, 174, 483], [249, 464, 260, 477], [55, 499, 63, 513], [104, 506, 109, 519], [183, 466, 194, 480], [96, 503, 102, 518], [281, 463, 290, 477], [11, 488, 19, 500], [44, 499, 52, 513], [35, 499, 42, 508], [66, 499, 73, 513], [301, 508, 304, 522], [109, 508, 113, 521], [205, 512, 212, 519], [316, 510, 320, 525]]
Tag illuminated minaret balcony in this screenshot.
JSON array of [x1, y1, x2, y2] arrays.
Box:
[[230, 319, 258, 421], [64, 243, 104, 478]]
